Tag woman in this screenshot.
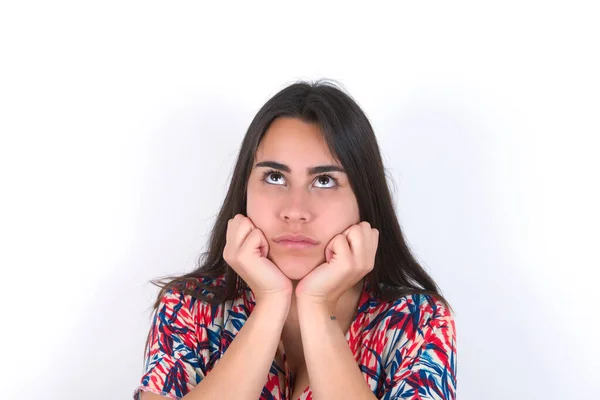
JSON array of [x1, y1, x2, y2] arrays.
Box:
[[133, 80, 457, 400]]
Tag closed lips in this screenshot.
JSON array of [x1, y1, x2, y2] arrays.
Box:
[[274, 235, 318, 244]]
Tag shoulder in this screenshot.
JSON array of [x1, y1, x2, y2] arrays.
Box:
[[155, 274, 228, 327], [365, 292, 455, 343], [363, 294, 457, 398], [357, 292, 456, 378]]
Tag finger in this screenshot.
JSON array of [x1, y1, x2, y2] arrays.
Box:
[[346, 227, 364, 257], [360, 222, 377, 250], [341, 224, 358, 249], [342, 221, 370, 237], [241, 227, 269, 257], [359, 221, 372, 240], [243, 214, 257, 229], [229, 215, 254, 250], [225, 218, 237, 250], [326, 233, 351, 262], [367, 228, 379, 269], [325, 246, 334, 263], [342, 224, 355, 237]]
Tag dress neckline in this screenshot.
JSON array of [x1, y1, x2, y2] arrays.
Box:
[[276, 279, 373, 399]]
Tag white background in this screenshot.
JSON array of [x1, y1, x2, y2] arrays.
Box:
[[1, 1, 599, 399]]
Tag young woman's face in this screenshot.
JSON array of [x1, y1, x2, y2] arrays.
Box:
[[246, 117, 360, 281]]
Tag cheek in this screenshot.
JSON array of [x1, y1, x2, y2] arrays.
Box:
[[246, 186, 274, 228], [318, 196, 360, 236]]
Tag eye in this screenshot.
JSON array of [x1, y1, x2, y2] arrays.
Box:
[[261, 169, 339, 189], [313, 174, 338, 189], [262, 170, 287, 185]]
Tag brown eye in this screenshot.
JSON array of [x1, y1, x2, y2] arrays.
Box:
[[269, 173, 283, 183], [262, 170, 286, 185], [313, 174, 338, 188]]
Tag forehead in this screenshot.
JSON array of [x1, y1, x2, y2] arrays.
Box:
[[255, 117, 339, 166]]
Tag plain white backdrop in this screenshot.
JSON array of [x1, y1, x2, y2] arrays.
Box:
[[1, 1, 599, 399]]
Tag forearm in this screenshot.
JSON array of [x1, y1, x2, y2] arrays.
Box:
[[297, 299, 376, 400], [182, 297, 289, 400]]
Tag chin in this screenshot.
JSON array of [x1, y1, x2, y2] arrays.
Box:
[[269, 253, 322, 281]]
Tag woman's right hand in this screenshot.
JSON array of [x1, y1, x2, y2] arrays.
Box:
[[223, 214, 293, 304]]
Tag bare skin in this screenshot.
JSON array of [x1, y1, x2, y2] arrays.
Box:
[[284, 280, 363, 399], [246, 117, 365, 397], [141, 117, 378, 400]]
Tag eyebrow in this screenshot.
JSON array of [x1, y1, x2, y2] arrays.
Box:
[[255, 161, 346, 175]]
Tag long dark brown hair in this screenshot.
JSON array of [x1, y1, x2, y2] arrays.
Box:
[[149, 79, 449, 312]]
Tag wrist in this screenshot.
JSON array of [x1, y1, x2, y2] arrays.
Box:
[[296, 298, 340, 335], [296, 295, 336, 315], [254, 293, 292, 321]]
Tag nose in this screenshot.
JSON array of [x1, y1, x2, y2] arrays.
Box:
[[279, 189, 313, 223]]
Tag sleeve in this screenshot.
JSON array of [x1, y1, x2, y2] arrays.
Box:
[[133, 288, 210, 400], [380, 297, 457, 400]]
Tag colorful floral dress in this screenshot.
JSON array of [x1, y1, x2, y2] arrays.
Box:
[[133, 276, 457, 399]]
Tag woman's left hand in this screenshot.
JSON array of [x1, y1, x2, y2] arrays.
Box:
[[296, 221, 379, 309]]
